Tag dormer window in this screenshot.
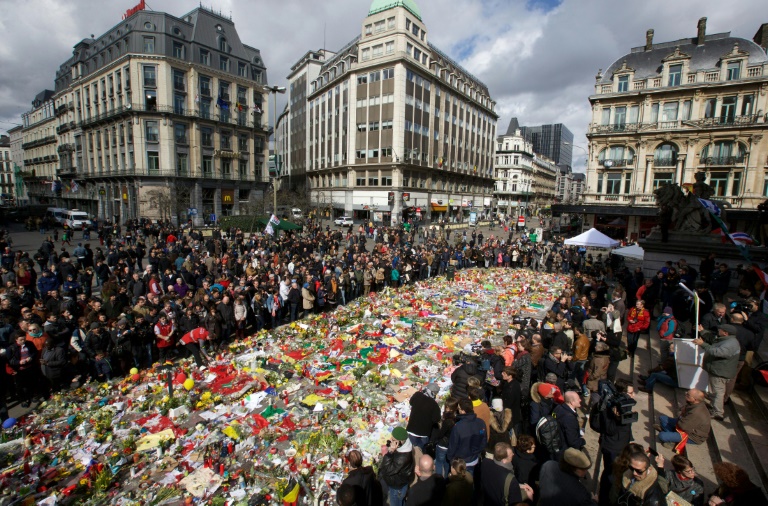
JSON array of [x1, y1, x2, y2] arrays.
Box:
[[726, 61, 741, 80], [617, 75, 629, 92], [668, 64, 682, 86]]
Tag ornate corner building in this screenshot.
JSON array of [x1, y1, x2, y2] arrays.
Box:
[[276, 0, 498, 225], [556, 18, 768, 240], [20, 4, 271, 223]]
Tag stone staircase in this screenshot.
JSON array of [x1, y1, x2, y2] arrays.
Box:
[[582, 323, 768, 496]]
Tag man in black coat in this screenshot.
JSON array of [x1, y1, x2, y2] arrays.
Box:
[[554, 391, 585, 454], [406, 384, 441, 451], [500, 366, 522, 435], [538, 448, 597, 506], [378, 427, 415, 506], [450, 355, 483, 400], [481, 442, 533, 506], [404, 454, 445, 505]]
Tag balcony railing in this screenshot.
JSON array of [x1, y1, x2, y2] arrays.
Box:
[[686, 115, 759, 128], [653, 156, 677, 167], [56, 121, 76, 135], [703, 155, 746, 166], [79, 167, 258, 181], [21, 135, 57, 150], [600, 157, 634, 168], [591, 123, 640, 134], [77, 103, 269, 131]]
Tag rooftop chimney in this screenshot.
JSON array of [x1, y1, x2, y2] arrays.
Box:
[[645, 29, 654, 51], [754, 23, 768, 53], [697, 17, 707, 45]]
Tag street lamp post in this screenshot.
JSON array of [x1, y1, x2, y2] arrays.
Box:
[[265, 85, 286, 217]]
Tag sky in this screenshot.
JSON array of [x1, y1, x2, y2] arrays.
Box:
[[0, 0, 765, 172]]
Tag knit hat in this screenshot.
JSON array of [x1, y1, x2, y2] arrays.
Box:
[[563, 448, 591, 469], [544, 373, 558, 384], [391, 426, 408, 441], [538, 383, 556, 399], [663, 306, 673, 314]]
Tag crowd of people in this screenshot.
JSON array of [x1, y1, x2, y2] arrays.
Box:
[[0, 217, 767, 505]]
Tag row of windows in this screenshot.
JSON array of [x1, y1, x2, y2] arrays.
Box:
[[356, 94, 395, 108], [364, 17, 396, 36], [615, 60, 745, 91], [137, 36, 262, 82], [356, 68, 395, 85], [356, 120, 393, 131], [361, 41, 395, 61], [600, 94, 755, 125]]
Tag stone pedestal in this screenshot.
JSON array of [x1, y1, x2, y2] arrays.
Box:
[[639, 228, 768, 279]]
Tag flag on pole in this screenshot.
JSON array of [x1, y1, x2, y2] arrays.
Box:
[[269, 214, 280, 227], [71, 181, 79, 193], [264, 223, 274, 236]]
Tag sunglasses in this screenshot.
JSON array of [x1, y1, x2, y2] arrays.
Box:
[[630, 466, 647, 475]]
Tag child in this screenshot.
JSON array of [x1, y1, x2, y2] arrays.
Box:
[[94, 351, 113, 381]]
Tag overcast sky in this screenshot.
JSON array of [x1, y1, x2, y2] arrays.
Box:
[[1, 0, 765, 171]]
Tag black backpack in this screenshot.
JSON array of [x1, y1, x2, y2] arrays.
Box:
[[535, 414, 562, 456], [589, 400, 603, 433]]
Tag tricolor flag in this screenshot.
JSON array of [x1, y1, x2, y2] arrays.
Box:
[[728, 232, 758, 246], [698, 198, 723, 217]]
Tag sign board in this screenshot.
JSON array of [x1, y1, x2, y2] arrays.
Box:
[[122, 186, 129, 202], [469, 212, 477, 225], [518, 216, 525, 226], [388, 192, 395, 205], [674, 338, 709, 391], [221, 190, 234, 204], [210, 214, 216, 223], [535, 227, 544, 239], [99, 188, 106, 196], [373, 212, 383, 222], [402, 192, 410, 202], [187, 208, 198, 216], [122, 0, 146, 20]]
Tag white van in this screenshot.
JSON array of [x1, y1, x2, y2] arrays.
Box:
[[62, 209, 91, 230], [45, 207, 67, 226], [291, 208, 303, 219]]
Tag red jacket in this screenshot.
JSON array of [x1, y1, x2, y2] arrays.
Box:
[[154, 321, 175, 348], [627, 307, 651, 333], [180, 327, 209, 345]]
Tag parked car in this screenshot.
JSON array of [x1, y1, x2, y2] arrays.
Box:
[[334, 216, 354, 226]]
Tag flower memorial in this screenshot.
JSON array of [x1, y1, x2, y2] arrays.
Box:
[[0, 268, 568, 505]]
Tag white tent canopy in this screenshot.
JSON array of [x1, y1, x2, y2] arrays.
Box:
[[564, 228, 621, 248], [611, 244, 644, 260]]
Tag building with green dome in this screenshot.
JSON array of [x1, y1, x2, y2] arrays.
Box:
[[277, 0, 498, 224]]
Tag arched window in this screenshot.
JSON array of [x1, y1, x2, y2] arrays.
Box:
[[598, 146, 635, 167], [653, 143, 679, 166]]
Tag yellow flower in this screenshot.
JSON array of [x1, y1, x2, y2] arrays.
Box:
[[201, 392, 211, 401]]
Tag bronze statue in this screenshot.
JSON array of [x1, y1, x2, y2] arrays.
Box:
[[653, 171, 729, 233]]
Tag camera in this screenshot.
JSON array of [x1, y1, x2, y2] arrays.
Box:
[[598, 380, 638, 426], [729, 301, 749, 314]]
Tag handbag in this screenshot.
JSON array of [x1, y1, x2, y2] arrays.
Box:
[[422, 441, 437, 458]]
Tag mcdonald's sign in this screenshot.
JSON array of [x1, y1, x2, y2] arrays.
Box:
[[221, 189, 234, 204]]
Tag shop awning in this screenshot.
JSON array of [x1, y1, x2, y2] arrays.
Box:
[[430, 203, 447, 212]]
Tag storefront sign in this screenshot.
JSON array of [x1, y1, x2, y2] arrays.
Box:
[[122, 0, 146, 19], [214, 150, 242, 159], [122, 186, 129, 201], [402, 192, 410, 202], [221, 190, 234, 204], [98, 187, 106, 196]]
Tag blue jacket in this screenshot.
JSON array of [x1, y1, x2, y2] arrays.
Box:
[[38, 274, 60, 295], [447, 412, 486, 463]]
